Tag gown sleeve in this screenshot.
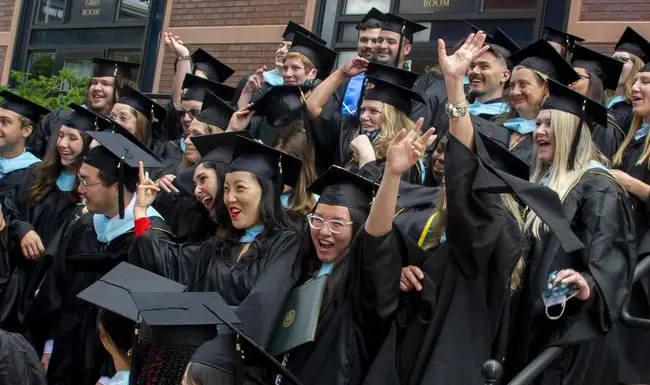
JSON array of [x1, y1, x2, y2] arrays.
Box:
[[233, 230, 302, 348], [309, 106, 345, 174]]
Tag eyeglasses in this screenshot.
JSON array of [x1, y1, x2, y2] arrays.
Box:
[[177, 108, 201, 119], [109, 115, 131, 124], [77, 174, 102, 189], [307, 214, 353, 234]]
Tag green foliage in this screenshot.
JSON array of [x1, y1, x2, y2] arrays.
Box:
[[0, 69, 88, 110]]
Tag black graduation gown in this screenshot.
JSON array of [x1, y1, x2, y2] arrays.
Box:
[[0, 167, 82, 334], [27, 214, 172, 385], [393, 182, 441, 245], [0, 164, 40, 203], [163, 102, 183, 141], [150, 137, 183, 178], [410, 72, 449, 135], [614, 135, 650, 383], [26, 109, 70, 159], [363, 134, 523, 385], [590, 117, 626, 160], [283, 229, 402, 385], [129, 228, 303, 348], [152, 191, 216, 242], [503, 172, 635, 385], [608, 100, 634, 134], [309, 107, 422, 184]]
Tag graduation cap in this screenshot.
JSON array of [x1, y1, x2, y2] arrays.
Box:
[[0, 91, 50, 123], [191, 131, 250, 165], [508, 39, 580, 85], [492, 28, 521, 57], [366, 62, 418, 88], [250, 86, 305, 127], [83, 131, 163, 218], [571, 44, 623, 91], [542, 78, 606, 168], [541, 26, 585, 50], [191, 48, 235, 83], [195, 90, 236, 129], [365, 67, 424, 115], [172, 166, 196, 198], [230, 135, 302, 189], [182, 73, 237, 103], [614, 26, 650, 63], [194, 299, 304, 385], [0, 330, 46, 385], [64, 103, 114, 132], [77, 262, 187, 322], [117, 84, 166, 122], [282, 21, 326, 45], [129, 292, 242, 385], [468, 132, 584, 253], [378, 13, 427, 67], [307, 165, 378, 214], [289, 32, 338, 80], [356, 7, 384, 30], [92, 58, 140, 105]]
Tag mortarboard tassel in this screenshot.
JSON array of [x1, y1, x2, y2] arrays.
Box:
[[129, 322, 141, 385], [118, 155, 125, 219], [234, 334, 244, 385], [568, 100, 586, 170], [113, 65, 119, 110], [394, 22, 406, 68]]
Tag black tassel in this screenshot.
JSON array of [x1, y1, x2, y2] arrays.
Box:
[[394, 23, 406, 68], [275, 156, 284, 201], [129, 322, 141, 385], [234, 334, 244, 385], [568, 100, 587, 170], [118, 156, 125, 219]]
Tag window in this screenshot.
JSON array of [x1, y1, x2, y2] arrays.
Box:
[[344, 0, 390, 15], [398, 0, 475, 14], [109, 50, 141, 64], [28, 51, 56, 78], [31, 27, 145, 45], [117, 0, 150, 20], [335, 51, 358, 69], [36, 0, 65, 24], [483, 0, 536, 10]]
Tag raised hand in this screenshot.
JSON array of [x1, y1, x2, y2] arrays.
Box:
[[244, 66, 267, 94], [386, 118, 435, 176], [342, 57, 369, 77], [164, 32, 189, 57], [155, 174, 178, 193], [135, 161, 160, 211], [438, 32, 489, 80], [227, 104, 255, 132]]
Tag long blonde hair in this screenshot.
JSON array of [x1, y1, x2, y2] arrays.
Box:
[[423, 187, 527, 291], [526, 110, 607, 238], [608, 54, 644, 103], [613, 115, 646, 167]]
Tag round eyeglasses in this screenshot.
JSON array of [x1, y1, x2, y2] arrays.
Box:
[[307, 214, 353, 234]]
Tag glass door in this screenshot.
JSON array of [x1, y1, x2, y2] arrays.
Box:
[[55, 49, 104, 90]]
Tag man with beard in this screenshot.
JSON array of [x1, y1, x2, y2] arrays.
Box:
[[26, 58, 139, 159], [374, 13, 426, 69]]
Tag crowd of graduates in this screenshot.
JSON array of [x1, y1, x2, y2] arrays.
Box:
[[1, 9, 650, 385]]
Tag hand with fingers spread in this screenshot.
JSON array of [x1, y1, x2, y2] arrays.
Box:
[[21, 230, 44, 260], [438, 32, 490, 81], [400, 265, 425, 292], [227, 104, 255, 132], [386, 118, 436, 177], [244, 66, 268, 94], [553, 269, 591, 301], [164, 32, 189, 58], [155, 174, 178, 193], [136, 162, 161, 216], [342, 57, 369, 78]]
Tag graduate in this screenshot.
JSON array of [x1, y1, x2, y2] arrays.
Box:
[[130, 135, 304, 350], [608, 27, 650, 135], [490, 39, 580, 166], [569, 44, 625, 159], [307, 61, 427, 184], [541, 25, 585, 59], [274, 165, 402, 385], [26, 132, 170, 385], [0, 104, 96, 334], [362, 32, 586, 385], [611, 62, 650, 384], [109, 84, 182, 177], [0, 91, 49, 201], [503, 81, 635, 385], [27, 58, 139, 158]]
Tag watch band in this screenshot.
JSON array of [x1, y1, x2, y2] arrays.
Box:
[[178, 55, 191, 61]]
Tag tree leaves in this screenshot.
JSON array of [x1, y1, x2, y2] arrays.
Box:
[[0, 69, 88, 110]]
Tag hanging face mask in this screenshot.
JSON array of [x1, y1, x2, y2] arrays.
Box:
[[542, 270, 579, 320], [361, 129, 380, 143]]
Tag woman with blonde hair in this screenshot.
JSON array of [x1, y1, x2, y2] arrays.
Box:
[[608, 27, 650, 134], [502, 78, 635, 385], [491, 39, 580, 166], [306, 58, 425, 184], [362, 32, 583, 385]]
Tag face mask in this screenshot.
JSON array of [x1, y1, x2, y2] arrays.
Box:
[[541, 270, 579, 320], [361, 129, 380, 143]]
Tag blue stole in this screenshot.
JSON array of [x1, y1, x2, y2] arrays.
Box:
[[468, 100, 510, 118], [239, 225, 264, 243], [93, 195, 163, 243], [606, 95, 626, 109], [280, 193, 290, 209], [341, 73, 366, 115], [180, 138, 186, 152], [463, 76, 469, 85], [635, 123, 650, 141], [440, 234, 447, 244], [540, 160, 610, 187], [503, 118, 537, 135], [263, 70, 284, 87], [56, 170, 76, 191], [0, 151, 40, 178], [315, 262, 333, 277], [107, 371, 130, 385]]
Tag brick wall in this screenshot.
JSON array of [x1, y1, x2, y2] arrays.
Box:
[[580, 0, 650, 21], [169, 0, 307, 27], [0, 0, 15, 32], [158, 43, 278, 92], [0, 46, 6, 78], [583, 43, 615, 56]]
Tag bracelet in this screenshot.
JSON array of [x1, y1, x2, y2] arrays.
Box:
[[445, 99, 468, 120], [177, 55, 191, 61]]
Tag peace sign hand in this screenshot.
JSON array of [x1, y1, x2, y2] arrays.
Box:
[[135, 161, 161, 211], [386, 118, 436, 177], [438, 32, 489, 80]]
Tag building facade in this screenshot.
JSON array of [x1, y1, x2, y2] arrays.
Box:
[[0, 0, 648, 92]]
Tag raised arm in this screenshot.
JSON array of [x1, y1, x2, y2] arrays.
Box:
[[165, 32, 192, 110], [437, 32, 489, 151], [306, 57, 368, 121]]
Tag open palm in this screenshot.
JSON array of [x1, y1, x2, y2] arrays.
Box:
[[438, 32, 489, 79]]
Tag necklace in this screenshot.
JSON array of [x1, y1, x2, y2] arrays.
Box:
[[509, 133, 527, 151]]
